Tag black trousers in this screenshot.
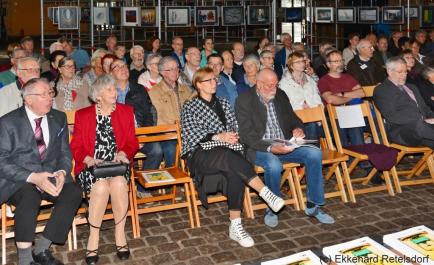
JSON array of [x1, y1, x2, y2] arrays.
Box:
[[8, 182, 82, 244], [394, 122, 434, 150], [190, 147, 256, 211]]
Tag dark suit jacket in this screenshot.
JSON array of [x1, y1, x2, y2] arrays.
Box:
[[0, 107, 72, 203], [232, 63, 245, 84], [274, 48, 287, 80], [170, 51, 186, 69], [125, 82, 155, 127], [346, 55, 386, 86], [416, 78, 434, 113], [70, 104, 139, 175], [373, 78, 434, 146], [235, 87, 303, 162]]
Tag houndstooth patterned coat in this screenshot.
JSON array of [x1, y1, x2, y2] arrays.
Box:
[[181, 97, 243, 158]]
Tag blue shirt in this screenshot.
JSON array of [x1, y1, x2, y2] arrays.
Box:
[[116, 84, 130, 104], [71, 48, 90, 70]]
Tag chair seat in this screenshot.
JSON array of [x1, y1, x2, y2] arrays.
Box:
[[134, 152, 147, 159], [255, 163, 299, 174], [322, 150, 348, 164], [343, 148, 368, 159], [135, 167, 191, 188], [390, 144, 432, 153]]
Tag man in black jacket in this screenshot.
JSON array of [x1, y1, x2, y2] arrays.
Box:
[[235, 69, 334, 227], [374, 57, 434, 149]]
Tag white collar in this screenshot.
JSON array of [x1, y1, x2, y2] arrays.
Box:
[[25, 106, 46, 121]]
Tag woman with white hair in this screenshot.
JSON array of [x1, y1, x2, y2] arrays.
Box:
[[138, 53, 162, 91], [70, 74, 138, 264], [82, 48, 107, 87], [236, 54, 260, 94]]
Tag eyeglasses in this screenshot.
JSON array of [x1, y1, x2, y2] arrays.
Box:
[[61, 64, 75, 70], [111, 64, 128, 71], [328, 59, 344, 64], [162, 67, 179, 72], [27, 91, 55, 98], [18, 68, 40, 73], [199, 77, 219, 83]]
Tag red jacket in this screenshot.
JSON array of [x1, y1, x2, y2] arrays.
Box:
[[70, 103, 139, 175]]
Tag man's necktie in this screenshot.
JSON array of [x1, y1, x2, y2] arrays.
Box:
[[34, 117, 47, 160], [399, 85, 416, 103]]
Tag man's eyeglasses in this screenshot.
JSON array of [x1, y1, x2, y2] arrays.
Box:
[[111, 64, 128, 71], [328, 59, 344, 64], [162, 67, 179, 72], [61, 64, 75, 70], [27, 91, 55, 98], [199, 77, 219, 83], [18, 68, 40, 73]]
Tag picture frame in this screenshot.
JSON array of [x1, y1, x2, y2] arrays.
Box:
[[358, 7, 379, 24], [284, 7, 304, 23], [93, 7, 109, 25], [336, 7, 356, 23], [247, 6, 271, 25], [382, 6, 404, 24], [48, 7, 53, 20], [53, 7, 59, 25], [80, 7, 91, 22], [315, 7, 334, 23], [109, 7, 121, 26], [165, 6, 191, 27], [221, 6, 245, 26], [141, 7, 157, 27], [421, 6, 434, 28], [58, 6, 79, 30], [195, 6, 219, 26], [405, 7, 419, 18], [121, 7, 140, 27]]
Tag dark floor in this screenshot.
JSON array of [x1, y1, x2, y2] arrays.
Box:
[[2, 173, 434, 265]]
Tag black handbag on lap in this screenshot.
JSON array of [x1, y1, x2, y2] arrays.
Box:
[[91, 161, 128, 178]]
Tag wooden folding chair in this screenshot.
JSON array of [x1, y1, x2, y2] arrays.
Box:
[[362, 85, 376, 98], [373, 105, 434, 192], [294, 105, 353, 206], [327, 101, 399, 197], [133, 123, 195, 236]]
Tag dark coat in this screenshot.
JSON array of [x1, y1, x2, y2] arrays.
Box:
[[346, 55, 386, 86], [125, 82, 155, 127]]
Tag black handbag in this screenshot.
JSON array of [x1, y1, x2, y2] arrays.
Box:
[[91, 161, 128, 179]]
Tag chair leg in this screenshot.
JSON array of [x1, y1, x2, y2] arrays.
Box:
[[292, 168, 305, 210], [427, 155, 434, 184], [184, 182, 195, 228], [390, 166, 402, 193], [382, 171, 395, 196], [67, 231, 72, 251], [286, 170, 300, 211], [129, 180, 140, 238], [2, 204, 6, 265], [341, 162, 356, 203], [334, 165, 348, 203], [189, 181, 201, 227], [407, 152, 431, 178], [72, 218, 78, 250]]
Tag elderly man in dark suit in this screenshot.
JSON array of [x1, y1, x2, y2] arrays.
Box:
[[374, 57, 434, 150], [235, 69, 334, 228], [0, 78, 82, 265]]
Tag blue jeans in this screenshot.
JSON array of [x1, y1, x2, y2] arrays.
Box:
[[338, 127, 364, 147], [140, 142, 163, 170], [303, 122, 324, 142], [160, 140, 177, 168], [255, 146, 325, 205]]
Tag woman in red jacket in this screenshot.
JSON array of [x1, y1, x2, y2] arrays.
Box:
[[70, 74, 138, 265]]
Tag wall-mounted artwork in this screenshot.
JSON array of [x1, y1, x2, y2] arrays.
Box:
[[358, 7, 379, 24], [109, 7, 121, 26], [53, 7, 59, 25], [247, 6, 271, 25], [405, 7, 418, 18], [58, 6, 79, 30], [81, 7, 91, 22], [93, 7, 109, 25], [285, 7, 303, 22], [336, 7, 356, 23], [382, 6, 404, 24], [421, 6, 434, 28], [141, 7, 157, 27], [122, 7, 140, 27], [195, 6, 219, 26], [315, 7, 334, 23], [221, 6, 244, 26], [166, 6, 191, 27]]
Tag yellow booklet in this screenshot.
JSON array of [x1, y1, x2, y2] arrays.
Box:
[[142, 170, 175, 183]]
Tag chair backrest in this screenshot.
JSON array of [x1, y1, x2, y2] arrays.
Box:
[[294, 105, 336, 151], [362, 85, 376, 98], [327, 101, 381, 152], [372, 104, 392, 146], [135, 122, 181, 167], [65, 110, 75, 126]]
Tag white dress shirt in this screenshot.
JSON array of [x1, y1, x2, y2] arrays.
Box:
[[25, 106, 50, 147]]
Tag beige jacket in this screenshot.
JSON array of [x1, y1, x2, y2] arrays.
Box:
[[149, 80, 196, 125]]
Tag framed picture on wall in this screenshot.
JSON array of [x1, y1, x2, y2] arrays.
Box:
[[58, 6, 79, 30], [221, 6, 244, 26], [315, 7, 334, 23], [382, 6, 404, 24], [405, 7, 418, 18], [358, 7, 379, 24], [421, 6, 434, 28], [93, 7, 109, 25], [53, 7, 59, 24], [141, 7, 157, 27], [247, 6, 271, 25], [121, 7, 140, 27], [48, 7, 53, 20], [336, 7, 356, 23], [284, 7, 304, 22], [195, 6, 219, 26], [166, 6, 191, 27], [80, 7, 91, 22], [109, 7, 121, 26]]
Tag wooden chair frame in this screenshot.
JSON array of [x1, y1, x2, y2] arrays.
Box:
[[133, 123, 195, 236], [294, 105, 353, 206], [327, 101, 399, 197]]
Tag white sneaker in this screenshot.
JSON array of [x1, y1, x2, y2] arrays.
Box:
[[259, 186, 284, 213], [229, 218, 254, 248]]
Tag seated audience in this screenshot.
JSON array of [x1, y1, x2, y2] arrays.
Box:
[[292, 42, 305, 53], [221, 50, 237, 85], [59, 36, 90, 71], [365, 33, 378, 48], [279, 52, 323, 140], [374, 57, 434, 150], [388, 31, 403, 56], [236, 69, 335, 227], [181, 67, 284, 247], [129, 45, 146, 84], [105, 35, 117, 53], [200, 38, 218, 68], [145, 36, 161, 60], [313, 41, 333, 78], [114, 45, 127, 63], [300, 51, 319, 81], [259, 50, 275, 70], [0, 42, 20, 72], [0, 47, 26, 87], [373, 36, 392, 68], [263, 43, 277, 58], [414, 30, 431, 56], [343, 33, 360, 67], [346, 39, 386, 86], [255, 37, 270, 57], [232, 42, 246, 83], [0, 78, 82, 265], [208, 54, 238, 108], [20, 36, 43, 62], [138, 54, 162, 92], [401, 49, 420, 84], [51, 57, 90, 111], [83, 48, 107, 87], [409, 39, 432, 66], [48, 41, 64, 54], [183, 47, 201, 86], [170, 36, 186, 69], [101, 54, 118, 74], [70, 74, 139, 264], [236, 54, 260, 94], [275, 33, 293, 79], [41, 50, 66, 82], [416, 67, 434, 113]]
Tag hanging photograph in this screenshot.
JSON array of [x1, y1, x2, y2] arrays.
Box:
[[48, 7, 53, 21], [141, 7, 157, 27], [58, 6, 79, 30], [122, 7, 140, 27], [109, 7, 121, 26], [93, 7, 109, 25], [382, 6, 404, 24], [247, 6, 271, 25], [405, 7, 418, 18], [421, 6, 434, 28], [358, 7, 379, 24], [81, 7, 91, 22], [284, 7, 304, 22], [53, 7, 59, 24], [221, 6, 244, 26], [315, 7, 334, 23], [336, 7, 356, 23], [195, 6, 219, 26], [166, 6, 191, 27]]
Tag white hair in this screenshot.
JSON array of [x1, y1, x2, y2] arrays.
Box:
[[129, 45, 144, 57], [385, 57, 406, 72], [89, 74, 115, 102], [49, 42, 63, 54]]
